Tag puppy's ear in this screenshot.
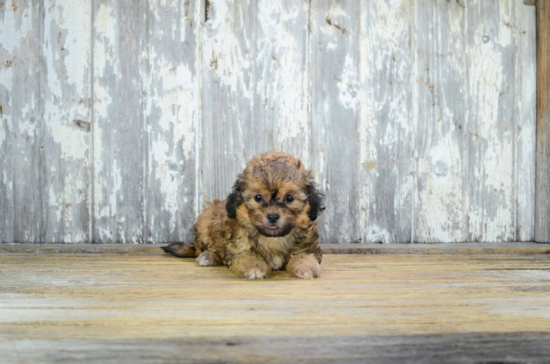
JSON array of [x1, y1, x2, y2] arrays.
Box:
[[306, 182, 325, 221], [226, 178, 244, 219]]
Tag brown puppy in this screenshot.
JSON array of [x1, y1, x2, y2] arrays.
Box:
[[162, 151, 325, 279]]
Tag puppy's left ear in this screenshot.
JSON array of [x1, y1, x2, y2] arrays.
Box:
[[226, 178, 244, 219], [306, 183, 325, 221]]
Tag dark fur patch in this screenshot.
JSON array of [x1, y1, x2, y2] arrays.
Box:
[[226, 178, 245, 218], [306, 183, 325, 221], [161, 243, 197, 258]]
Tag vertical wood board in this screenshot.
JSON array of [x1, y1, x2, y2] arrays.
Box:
[[536, 0, 550, 242], [41, 0, 92, 243], [1, 1, 45, 243], [310, 0, 361, 243], [201, 0, 310, 204], [92, 0, 146, 243], [359, 0, 414, 244], [516, 1, 537, 241], [413, 0, 467, 243], [464, 0, 517, 242], [143, 0, 200, 244]]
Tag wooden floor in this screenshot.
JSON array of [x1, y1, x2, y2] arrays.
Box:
[[2, 246, 550, 363]]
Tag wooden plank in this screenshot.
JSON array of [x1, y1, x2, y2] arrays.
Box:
[[536, 0, 550, 242], [310, 0, 360, 243], [3, 333, 550, 364], [359, 0, 413, 244], [201, 0, 310, 203], [1, 252, 550, 364], [92, 0, 147, 243], [143, 0, 200, 243], [413, 0, 466, 243], [516, 1, 537, 241], [0, 1, 43, 243], [41, 0, 92, 243], [255, 1, 310, 162], [464, 0, 517, 242], [1, 243, 550, 255]]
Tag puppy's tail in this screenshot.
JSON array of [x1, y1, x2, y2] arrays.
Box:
[[161, 243, 197, 258]]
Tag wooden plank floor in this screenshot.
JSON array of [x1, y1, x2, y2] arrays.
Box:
[[1, 248, 550, 363]]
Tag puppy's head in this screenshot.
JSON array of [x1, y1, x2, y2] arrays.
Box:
[[226, 151, 324, 238]]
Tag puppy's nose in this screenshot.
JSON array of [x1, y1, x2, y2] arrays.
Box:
[[267, 213, 280, 224]]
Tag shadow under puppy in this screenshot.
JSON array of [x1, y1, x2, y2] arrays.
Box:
[[162, 151, 325, 279]]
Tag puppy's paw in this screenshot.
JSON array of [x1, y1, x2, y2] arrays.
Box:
[[243, 265, 270, 280], [291, 264, 321, 279], [196, 251, 222, 266], [230, 254, 272, 280], [287, 254, 321, 279]]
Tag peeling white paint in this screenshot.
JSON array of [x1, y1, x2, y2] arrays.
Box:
[[416, 138, 464, 242], [110, 157, 121, 217], [256, 1, 309, 161], [93, 126, 105, 219], [150, 139, 180, 232], [337, 54, 359, 110], [515, 0, 537, 241], [93, 3, 117, 119], [0, 0, 539, 244], [465, 0, 517, 242], [0, 115, 7, 147], [49, 123, 88, 160], [49, 187, 62, 223], [39, 0, 92, 242], [148, 53, 195, 153], [59, 0, 91, 92], [366, 226, 393, 244], [359, 0, 414, 243], [204, 0, 251, 100], [0, 4, 33, 55]]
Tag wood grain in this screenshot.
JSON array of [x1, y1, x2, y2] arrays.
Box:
[[1, 252, 550, 362], [0, 1, 43, 243], [516, 0, 537, 241], [3, 333, 550, 364], [201, 0, 310, 205], [92, 0, 146, 243], [536, 0, 550, 242], [414, 0, 466, 242], [143, 0, 200, 244], [309, 1, 361, 243], [41, 0, 92, 243], [1, 243, 550, 255], [92, 0, 200, 243], [359, 0, 413, 244], [465, 0, 517, 242]]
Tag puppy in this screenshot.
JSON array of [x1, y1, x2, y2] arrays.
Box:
[[162, 151, 325, 279]]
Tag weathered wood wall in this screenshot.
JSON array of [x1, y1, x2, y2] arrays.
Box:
[[0, 0, 539, 244], [536, 0, 550, 243]]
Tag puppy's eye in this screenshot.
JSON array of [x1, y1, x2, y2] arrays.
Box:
[[284, 195, 294, 203], [254, 195, 264, 203]]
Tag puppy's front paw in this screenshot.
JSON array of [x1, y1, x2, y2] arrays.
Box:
[[287, 254, 321, 279], [196, 251, 222, 266], [230, 253, 272, 280], [243, 265, 270, 280], [292, 264, 321, 279]]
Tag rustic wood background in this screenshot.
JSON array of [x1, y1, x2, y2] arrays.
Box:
[[0, 0, 538, 244]]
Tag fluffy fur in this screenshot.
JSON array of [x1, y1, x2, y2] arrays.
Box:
[[162, 151, 325, 279]]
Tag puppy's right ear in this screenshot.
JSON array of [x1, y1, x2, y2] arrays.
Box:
[[226, 178, 244, 219]]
